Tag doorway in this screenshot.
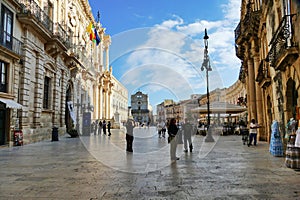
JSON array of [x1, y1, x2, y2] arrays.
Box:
[[0, 102, 6, 145], [286, 78, 298, 120]]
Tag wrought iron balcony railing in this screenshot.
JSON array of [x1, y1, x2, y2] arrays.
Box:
[[234, 9, 261, 42], [18, 0, 53, 32], [256, 59, 271, 88], [53, 23, 72, 49], [234, 2, 261, 59], [266, 14, 298, 70], [238, 62, 246, 83], [0, 30, 23, 56], [17, 0, 72, 50]]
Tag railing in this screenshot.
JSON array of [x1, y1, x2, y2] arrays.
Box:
[[256, 59, 270, 83], [18, 0, 73, 50], [53, 23, 72, 49], [69, 45, 93, 69], [234, 22, 241, 42], [267, 14, 297, 67], [18, 0, 53, 32], [234, 8, 261, 42], [238, 62, 246, 83], [0, 30, 23, 55]]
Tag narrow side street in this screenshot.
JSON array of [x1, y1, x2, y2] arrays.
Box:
[[0, 128, 299, 200]]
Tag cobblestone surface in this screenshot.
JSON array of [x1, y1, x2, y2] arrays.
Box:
[[0, 127, 299, 200]]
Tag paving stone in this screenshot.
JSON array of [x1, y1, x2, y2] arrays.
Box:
[[0, 128, 300, 199]]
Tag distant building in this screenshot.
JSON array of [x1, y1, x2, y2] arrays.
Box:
[[130, 91, 150, 124]]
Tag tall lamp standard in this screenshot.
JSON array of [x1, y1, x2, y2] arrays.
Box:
[[201, 28, 214, 142]]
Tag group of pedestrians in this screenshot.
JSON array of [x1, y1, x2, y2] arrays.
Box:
[[92, 120, 111, 136], [167, 118, 194, 161], [124, 117, 194, 160]]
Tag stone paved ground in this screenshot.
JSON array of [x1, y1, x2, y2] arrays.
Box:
[[0, 127, 299, 200]]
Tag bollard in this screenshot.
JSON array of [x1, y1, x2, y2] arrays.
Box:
[[52, 127, 59, 141]]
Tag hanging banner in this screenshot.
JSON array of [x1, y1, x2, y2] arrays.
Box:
[[67, 101, 76, 122]]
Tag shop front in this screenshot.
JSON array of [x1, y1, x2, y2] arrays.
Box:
[[0, 98, 23, 146]]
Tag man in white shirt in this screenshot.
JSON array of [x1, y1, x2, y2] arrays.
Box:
[[248, 119, 260, 147]]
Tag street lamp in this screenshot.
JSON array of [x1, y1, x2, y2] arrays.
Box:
[[201, 28, 214, 142]]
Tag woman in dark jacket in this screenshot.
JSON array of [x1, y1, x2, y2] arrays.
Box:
[[168, 118, 179, 161]]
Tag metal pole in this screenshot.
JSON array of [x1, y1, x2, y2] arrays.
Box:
[[207, 69, 210, 128], [202, 28, 214, 142]]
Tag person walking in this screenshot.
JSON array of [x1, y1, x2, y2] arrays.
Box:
[[94, 120, 98, 135], [248, 119, 260, 147], [102, 120, 107, 135], [107, 121, 111, 136], [168, 118, 179, 161], [161, 123, 166, 138], [182, 119, 193, 153], [98, 120, 103, 135], [125, 117, 135, 152]]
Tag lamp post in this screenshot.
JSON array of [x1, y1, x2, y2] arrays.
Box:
[[201, 28, 214, 142]]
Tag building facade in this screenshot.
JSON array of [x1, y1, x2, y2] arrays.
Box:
[[235, 0, 300, 142], [111, 73, 128, 126], [130, 91, 150, 124], [0, 0, 127, 146]]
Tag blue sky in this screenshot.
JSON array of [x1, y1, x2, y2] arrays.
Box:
[[88, 0, 242, 108]]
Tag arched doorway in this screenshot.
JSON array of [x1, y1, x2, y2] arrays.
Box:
[[286, 78, 298, 121]]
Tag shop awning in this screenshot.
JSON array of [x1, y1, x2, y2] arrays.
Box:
[[191, 101, 247, 114], [0, 98, 23, 109]]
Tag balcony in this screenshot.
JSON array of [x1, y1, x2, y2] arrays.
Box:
[[235, 3, 261, 59], [266, 14, 299, 71], [238, 62, 247, 83], [256, 59, 271, 88], [17, 0, 53, 39], [0, 30, 23, 59], [17, 0, 71, 55], [53, 23, 72, 50]]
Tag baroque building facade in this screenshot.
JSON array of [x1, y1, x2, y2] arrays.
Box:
[[235, 0, 300, 142], [130, 91, 150, 124], [0, 0, 128, 146]]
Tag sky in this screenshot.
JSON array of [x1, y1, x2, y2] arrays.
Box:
[[88, 0, 242, 108]]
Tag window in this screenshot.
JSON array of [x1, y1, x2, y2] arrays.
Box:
[[0, 61, 7, 93], [43, 76, 51, 109], [1, 5, 13, 50]]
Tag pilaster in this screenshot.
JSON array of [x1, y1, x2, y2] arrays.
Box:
[[60, 70, 67, 126], [247, 57, 257, 122], [19, 47, 32, 128], [253, 55, 265, 140], [33, 52, 44, 128], [52, 67, 61, 126]]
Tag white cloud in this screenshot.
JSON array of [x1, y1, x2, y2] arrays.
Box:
[[221, 0, 241, 21], [112, 0, 242, 101]]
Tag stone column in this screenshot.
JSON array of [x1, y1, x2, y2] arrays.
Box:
[[19, 42, 32, 129], [247, 57, 257, 122], [33, 52, 44, 128], [107, 90, 111, 119], [253, 55, 265, 140], [52, 67, 61, 127], [99, 84, 103, 119], [105, 47, 109, 71], [60, 70, 67, 127], [99, 40, 103, 72], [102, 88, 107, 119]]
